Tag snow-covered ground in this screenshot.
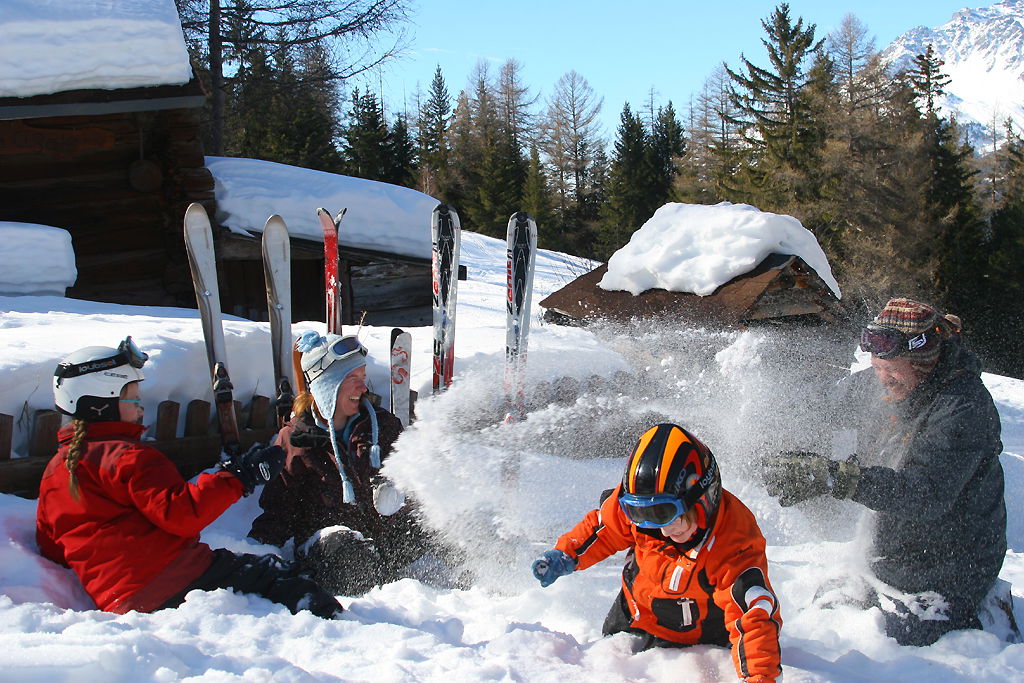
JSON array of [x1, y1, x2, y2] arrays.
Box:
[[1, 214, 1023, 680]]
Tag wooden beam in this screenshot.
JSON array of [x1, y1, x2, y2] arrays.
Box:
[[29, 410, 61, 460], [0, 413, 12, 461]]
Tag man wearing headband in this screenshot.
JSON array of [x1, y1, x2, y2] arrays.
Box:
[[532, 424, 782, 683], [249, 331, 451, 596], [36, 339, 342, 618], [761, 297, 1006, 646]]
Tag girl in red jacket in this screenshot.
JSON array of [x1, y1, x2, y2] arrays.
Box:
[[532, 424, 782, 683], [36, 337, 342, 618]]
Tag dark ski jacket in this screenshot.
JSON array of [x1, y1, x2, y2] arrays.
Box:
[[840, 338, 1005, 604], [36, 421, 243, 613], [248, 405, 406, 549]]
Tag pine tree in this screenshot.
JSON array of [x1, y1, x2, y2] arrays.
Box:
[[649, 102, 686, 207], [600, 103, 657, 258], [905, 45, 951, 118], [342, 89, 391, 180], [725, 3, 824, 208], [522, 145, 555, 247], [385, 115, 417, 188], [417, 66, 452, 197]]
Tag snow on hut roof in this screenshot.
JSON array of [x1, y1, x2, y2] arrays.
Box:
[[0, 0, 192, 98], [599, 202, 841, 300]]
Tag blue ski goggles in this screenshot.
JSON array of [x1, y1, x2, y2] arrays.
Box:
[[55, 336, 149, 380], [619, 492, 687, 529], [302, 335, 367, 385]]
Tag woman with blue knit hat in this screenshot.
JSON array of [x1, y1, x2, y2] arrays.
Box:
[[248, 331, 438, 596]]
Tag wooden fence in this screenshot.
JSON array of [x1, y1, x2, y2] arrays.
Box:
[[0, 395, 278, 498]]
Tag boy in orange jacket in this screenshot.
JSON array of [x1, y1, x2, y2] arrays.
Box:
[[533, 424, 782, 682]]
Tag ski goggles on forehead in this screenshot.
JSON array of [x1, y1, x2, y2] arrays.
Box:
[[54, 336, 149, 380], [303, 336, 367, 384], [859, 326, 932, 360], [619, 493, 687, 529]]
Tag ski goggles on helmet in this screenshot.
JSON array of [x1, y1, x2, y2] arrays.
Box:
[[859, 325, 934, 360], [302, 335, 367, 385], [619, 492, 687, 529], [54, 336, 149, 380]]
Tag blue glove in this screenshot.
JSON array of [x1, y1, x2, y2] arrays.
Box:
[[532, 549, 576, 587]]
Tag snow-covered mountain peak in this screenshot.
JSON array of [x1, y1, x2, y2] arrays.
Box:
[[881, 1, 1024, 148]]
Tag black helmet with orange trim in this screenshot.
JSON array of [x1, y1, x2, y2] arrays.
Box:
[[619, 424, 722, 531]]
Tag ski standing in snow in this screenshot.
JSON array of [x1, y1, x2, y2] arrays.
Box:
[[262, 215, 294, 429], [431, 203, 461, 394], [318, 207, 347, 335], [184, 202, 241, 457], [390, 328, 413, 427], [503, 211, 538, 423]]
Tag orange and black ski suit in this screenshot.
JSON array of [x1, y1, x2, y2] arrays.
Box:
[[554, 486, 782, 681]]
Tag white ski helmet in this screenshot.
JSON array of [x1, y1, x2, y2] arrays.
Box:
[[53, 337, 148, 421]]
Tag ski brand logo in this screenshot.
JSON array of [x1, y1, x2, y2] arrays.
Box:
[[907, 332, 928, 351], [392, 366, 409, 385]]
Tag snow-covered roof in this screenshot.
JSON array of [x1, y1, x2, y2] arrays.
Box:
[[206, 156, 439, 261], [0, 0, 192, 98], [598, 202, 842, 299]]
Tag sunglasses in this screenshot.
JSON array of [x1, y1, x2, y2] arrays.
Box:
[[55, 336, 149, 380], [302, 336, 367, 385], [619, 492, 687, 529], [859, 326, 932, 360]]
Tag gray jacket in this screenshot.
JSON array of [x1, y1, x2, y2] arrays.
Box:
[[838, 338, 1005, 604]]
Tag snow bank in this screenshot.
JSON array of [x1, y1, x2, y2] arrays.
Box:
[[206, 156, 440, 260], [598, 202, 842, 299], [0, 222, 76, 296], [0, 0, 192, 98]]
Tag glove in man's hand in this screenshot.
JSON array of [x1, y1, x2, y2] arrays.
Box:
[[761, 451, 860, 506]]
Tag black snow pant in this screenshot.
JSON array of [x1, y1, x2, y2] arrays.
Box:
[[296, 513, 459, 597], [158, 549, 343, 619], [602, 589, 724, 653], [880, 593, 983, 647]]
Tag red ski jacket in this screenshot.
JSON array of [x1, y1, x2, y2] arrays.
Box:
[[35, 421, 244, 613], [555, 487, 782, 681]]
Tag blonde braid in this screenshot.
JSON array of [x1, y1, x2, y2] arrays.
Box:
[[65, 418, 88, 501]]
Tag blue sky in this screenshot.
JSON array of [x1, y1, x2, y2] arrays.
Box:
[[354, 0, 981, 138]]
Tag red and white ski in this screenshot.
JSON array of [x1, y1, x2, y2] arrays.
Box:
[[431, 204, 461, 394], [317, 207, 347, 335], [503, 211, 538, 422], [390, 328, 412, 426]]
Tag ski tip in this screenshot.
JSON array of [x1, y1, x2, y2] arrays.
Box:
[[335, 208, 347, 223]]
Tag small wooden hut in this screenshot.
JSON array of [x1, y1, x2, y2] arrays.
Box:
[[540, 253, 846, 327]]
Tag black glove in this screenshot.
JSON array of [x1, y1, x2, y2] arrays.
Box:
[[761, 451, 860, 506], [222, 443, 286, 496]]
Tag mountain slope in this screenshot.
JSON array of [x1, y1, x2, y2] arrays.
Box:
[[882, 0, 1024, 148]]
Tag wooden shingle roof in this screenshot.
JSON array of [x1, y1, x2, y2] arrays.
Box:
[[540, 253, 845, 327]]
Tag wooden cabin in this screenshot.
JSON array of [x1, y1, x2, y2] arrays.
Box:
[[0, 79, 213, 308], [0, 82, 448, 326], [540, 253, 847, 327]]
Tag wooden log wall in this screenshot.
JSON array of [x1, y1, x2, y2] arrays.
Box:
[[0, 395, 277, 499], [0, 108, 213, 308]]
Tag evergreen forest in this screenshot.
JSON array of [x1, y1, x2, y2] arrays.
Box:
[[176, 2, 1024, 377]]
